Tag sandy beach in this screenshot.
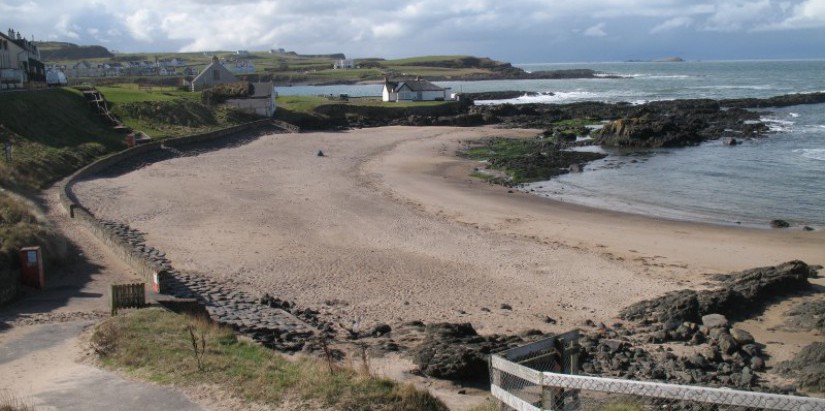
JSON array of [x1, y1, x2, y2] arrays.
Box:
[[73, 126, 825, 336]]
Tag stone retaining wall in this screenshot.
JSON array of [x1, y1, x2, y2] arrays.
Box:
[[58, 120, 326, 351]]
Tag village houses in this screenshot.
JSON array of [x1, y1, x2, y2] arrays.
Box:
[[0, 28, 45, 89]]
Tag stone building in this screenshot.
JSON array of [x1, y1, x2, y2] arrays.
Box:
[[190, 56, 238, 91], [0, 28, 45, 89]]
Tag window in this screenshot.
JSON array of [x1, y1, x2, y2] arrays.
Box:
[[213, 69, 220, 81]]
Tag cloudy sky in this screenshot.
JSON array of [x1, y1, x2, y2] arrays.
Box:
[[3, 0, 825, 62]]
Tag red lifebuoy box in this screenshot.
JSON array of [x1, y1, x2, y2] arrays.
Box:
[[19, 246, 45, 289]]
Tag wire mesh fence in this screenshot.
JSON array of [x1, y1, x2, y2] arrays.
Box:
[[490, 332, 825, 411]]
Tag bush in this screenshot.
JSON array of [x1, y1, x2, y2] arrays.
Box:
[[201, 82, 252, 106]]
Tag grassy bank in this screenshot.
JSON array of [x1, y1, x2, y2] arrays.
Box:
[[0, 89, 124, 190], [97, 84, 259, 139], [92, 309, 447, 411], [0, 88, 117, 301]]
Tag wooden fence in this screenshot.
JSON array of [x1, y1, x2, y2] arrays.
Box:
[[109, 283, 146, 315]]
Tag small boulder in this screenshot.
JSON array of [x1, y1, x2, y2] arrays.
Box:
[[371, 323, 392, 337], [317, 150, 325, 157], [702, 314, 729, 329], [732, 328, 755, 345]]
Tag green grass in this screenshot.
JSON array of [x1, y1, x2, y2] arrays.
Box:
[[383, 55, 472, 65], [92, 309, 447, 411], [97, 84, 197, 104], [461, 137, 607, 185], [277, 96, 329, 114]]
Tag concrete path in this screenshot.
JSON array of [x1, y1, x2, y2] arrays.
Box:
[[0, 320, 204, 411], [0, 185, 205, 411]]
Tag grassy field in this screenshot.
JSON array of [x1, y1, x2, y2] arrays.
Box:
[[97, 84, 197, 104], [91, 308, 448, 411]]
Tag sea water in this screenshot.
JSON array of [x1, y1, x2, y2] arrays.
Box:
[[281, 60, 825, 227]]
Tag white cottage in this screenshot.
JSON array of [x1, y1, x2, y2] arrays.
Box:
[[382, 77, 448, 102]]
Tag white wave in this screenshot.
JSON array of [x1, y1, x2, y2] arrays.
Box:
[[797, 148, 825, 161], [761, 117, 795, 132], [475, 91, 602, 105], [789, 112, 800, 118], [626, 73, 696, 79]]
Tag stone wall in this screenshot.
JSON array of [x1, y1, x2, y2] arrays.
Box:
[[58, 120, 326, 351]]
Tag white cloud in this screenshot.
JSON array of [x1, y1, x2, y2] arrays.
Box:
[[762, 0, 825, 29], [4, 0, 824, 60], [55, 15, 80, 39], [584, 22, 607, 37], [651, 16, 694, 33], [704, 0, 773, 31]]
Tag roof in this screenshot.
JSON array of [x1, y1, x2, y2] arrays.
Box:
[[385, 78, 445, 92]]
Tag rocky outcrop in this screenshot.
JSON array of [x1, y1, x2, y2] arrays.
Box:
[[619, 261, 817, 325], [776, 342, 825, 393], [412, 323, 523, 381], [578, 320, 772, 390], [783, 300, 825, 332], [721, 92, 825, 109], [593, 100, 767, 147]]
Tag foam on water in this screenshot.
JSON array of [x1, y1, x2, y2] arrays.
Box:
[[797, 148, 825, 161], [475, 90, 602, 105]]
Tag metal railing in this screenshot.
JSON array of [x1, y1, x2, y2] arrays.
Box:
[[490, 333, 825, 411]]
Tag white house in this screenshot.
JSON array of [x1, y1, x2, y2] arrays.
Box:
[[0, 28, 44, 89], [382, 77, 449, 102], [333, 59, 355, 69]]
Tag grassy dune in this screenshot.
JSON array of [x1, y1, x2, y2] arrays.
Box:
[[92, 309, 448, 411]]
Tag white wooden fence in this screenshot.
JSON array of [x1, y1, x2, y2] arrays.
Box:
[[490, 336, 825, 411]]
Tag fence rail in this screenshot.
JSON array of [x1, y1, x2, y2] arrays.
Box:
[[490, 336, 825, 411], [109, 283, 146, 315]]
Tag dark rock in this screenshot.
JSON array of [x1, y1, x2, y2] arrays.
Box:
[[412, 322, 521, 381], [371, 323, 392, 337], [722, 137, 738, 146], [804, 226, 815, 231], [544, 316, 557, 324], [750, 356, 766, 371], [500, 303, 513, 310], [731, 328, 754, 345], [776, 342, 825, 393], [620, 261, 816, 325], [317, 150, 325, 157], [782, 300, 825, 332], [771, 219, 791, 228]]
